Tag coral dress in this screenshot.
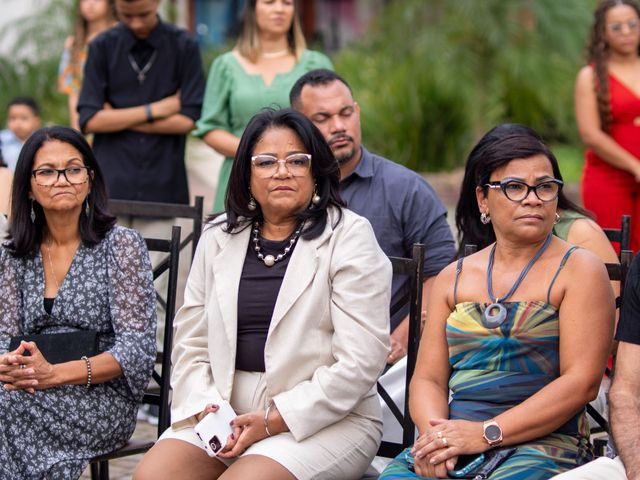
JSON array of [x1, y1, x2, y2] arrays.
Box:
[[582, 73, 640, 252]]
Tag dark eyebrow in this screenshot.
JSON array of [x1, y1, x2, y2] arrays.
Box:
[[499, 175, 555, 183]]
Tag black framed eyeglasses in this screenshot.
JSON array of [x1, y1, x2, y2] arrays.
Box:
[[485, 179, 563, 202], [32, 166, 91, 186]]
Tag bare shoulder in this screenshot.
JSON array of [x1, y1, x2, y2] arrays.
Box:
[[561, 244, 609, 280], [576, 64, 595, 84], [64, 36, 75, 50], [567, 217, 619, 263]]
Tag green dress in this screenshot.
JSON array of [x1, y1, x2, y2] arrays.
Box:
[[193, 50, 333, 212], [553, 209, 588, 241]]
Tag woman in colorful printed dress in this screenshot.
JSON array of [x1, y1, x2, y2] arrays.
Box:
[[380, 129, 615, 479], [58, 0, 117, 131], [194, 0, 332, 212]]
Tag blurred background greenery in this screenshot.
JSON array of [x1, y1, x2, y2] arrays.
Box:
[[0, 0, 598, 181]]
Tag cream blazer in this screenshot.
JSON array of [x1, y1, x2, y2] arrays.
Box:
[[170, 207, 391, 441]]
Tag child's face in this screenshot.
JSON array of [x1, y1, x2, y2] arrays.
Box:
[[7, 105, 41, 142]]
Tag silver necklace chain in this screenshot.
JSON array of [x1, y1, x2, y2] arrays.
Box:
[[128, 50, 158, 85], [252, 221, 303, 267]]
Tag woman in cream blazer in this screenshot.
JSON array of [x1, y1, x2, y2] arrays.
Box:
[[135, 109, 391, 480]]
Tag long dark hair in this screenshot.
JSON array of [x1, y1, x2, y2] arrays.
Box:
[[588, 0, 640, 132], [455, 123, 591, 257], [7, 126, 116, 257], [224, 108, 344, 240]]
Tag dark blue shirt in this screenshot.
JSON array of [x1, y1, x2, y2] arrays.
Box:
[[341, 147, 456, 330], [78, 20, 205, 204], [617, 252, 640, 344]]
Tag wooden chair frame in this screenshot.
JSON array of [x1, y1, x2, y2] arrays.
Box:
[[108, 196, 204, 263], [589, 248, 633, 444], [603, 214, 631, 259], [376, 243, 425, 458], [90, 225, 181, 480]]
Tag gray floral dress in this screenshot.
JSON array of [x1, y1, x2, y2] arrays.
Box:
[[0, 226, 156, 479]]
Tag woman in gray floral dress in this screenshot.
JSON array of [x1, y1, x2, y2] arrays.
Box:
[[0, 126, 156, 479]]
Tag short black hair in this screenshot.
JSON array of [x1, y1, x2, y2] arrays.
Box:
[[7, 96, 41, 117], [223, 108, 344, 240], [7, 126, 116, 257], [289, 69, 353, 110]]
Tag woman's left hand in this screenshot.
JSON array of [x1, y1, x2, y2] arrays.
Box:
[[2, 341, 57, 393], [412, 419, 488, 465], [217, 410, 268, 459]]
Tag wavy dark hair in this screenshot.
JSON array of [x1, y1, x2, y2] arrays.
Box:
[[223, 108, 344, 240], [7, 126, 116, 257], [588, 0, 640, 132], [455, 123, 591, 258]]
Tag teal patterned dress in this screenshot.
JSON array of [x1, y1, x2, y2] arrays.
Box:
[[380, 249, 593, 480]]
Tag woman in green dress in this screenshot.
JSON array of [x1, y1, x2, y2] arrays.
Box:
[[194, 0, 333, 212]]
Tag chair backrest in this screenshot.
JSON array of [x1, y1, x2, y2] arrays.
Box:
[[108, 196, 204, 262], [143, 225, 181, 437], [588, 248, 633, 438], [377, 243, 425, 458], [603, 214, 631, 257]]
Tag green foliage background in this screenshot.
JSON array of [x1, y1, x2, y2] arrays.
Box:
[[0, 0, 598, 175], [333, 0, 598, 172], [0, 0, 73, 126]]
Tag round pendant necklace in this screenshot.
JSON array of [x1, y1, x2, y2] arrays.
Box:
[[483, 233, 553, 328], [252, 221, 303, 267]]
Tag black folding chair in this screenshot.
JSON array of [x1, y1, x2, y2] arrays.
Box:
[[603, 214, 631, 258], [108, 196, 204, 262], [589, 249, 633, 450], [376, 243, 425, 458], [90, 226, 181, 480]]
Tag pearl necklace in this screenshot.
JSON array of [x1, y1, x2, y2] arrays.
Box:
[[252, 221, 302, 267]]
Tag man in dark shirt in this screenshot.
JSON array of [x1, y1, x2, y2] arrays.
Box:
[[290, 69, 456, 364], [78, 0, 205, 205]]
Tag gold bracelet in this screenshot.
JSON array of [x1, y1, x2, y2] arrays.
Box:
[[264, 402, 273, 437], [81, 355, 92, 389]]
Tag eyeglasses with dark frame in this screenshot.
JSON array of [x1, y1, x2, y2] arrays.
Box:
[[485, 179, 563, 202], [32, 166, 91, 187], [250, 153, 312, 179]]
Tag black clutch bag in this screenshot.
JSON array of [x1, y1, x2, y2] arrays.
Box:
[[9, 330, 99, 364]]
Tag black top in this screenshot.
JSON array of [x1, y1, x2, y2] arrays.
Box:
[[236, 236, 297, 372], [616, 252, 640, 344], [44, 297, 54, 315], [78, 19, 205, 204]]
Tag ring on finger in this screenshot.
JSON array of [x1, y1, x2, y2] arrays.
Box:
[[437, 431, 443, 439], [19, 364, 26, 369], [442, 436, 448, 447]]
